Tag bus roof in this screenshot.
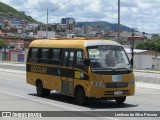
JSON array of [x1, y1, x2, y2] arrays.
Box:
[[29, 38, 122, 49]]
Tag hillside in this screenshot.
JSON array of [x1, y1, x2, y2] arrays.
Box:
[[76, 21, 132, 32], [0, 2, 37, 23]]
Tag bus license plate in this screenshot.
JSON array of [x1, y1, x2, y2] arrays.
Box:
[[114, 91, 122, 95]]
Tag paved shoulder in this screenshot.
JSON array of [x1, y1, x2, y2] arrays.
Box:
[[0, 68, 25, 75], [136, 82, 160, 91], [0, 62, 25, 71], [0, 61, 25, 67]]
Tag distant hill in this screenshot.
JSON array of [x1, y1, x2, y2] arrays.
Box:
[[76, 21, 132, 32], [0, 2, 37, 23]]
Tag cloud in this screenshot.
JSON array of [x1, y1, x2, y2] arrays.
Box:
[[0, 0, 160, 33]]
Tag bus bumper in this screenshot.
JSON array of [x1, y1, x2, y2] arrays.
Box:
[[87, 85, 135, 99]]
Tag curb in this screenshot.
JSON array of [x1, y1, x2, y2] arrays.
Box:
[[0, 61, 25, 64], [0, 68, 25, 75], [134, 70, 160, 74]]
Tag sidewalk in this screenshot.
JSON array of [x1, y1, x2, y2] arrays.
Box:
[[0, 68, 25, 74], [0, 61, 25, 66], [134, 69, 160, 74], [136, 82, 160, 90]]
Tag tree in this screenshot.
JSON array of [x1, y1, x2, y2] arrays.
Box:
[[135, 38, 160, 52], [136, 42, 146, 49], [151, 34, 159, 39], [0, 38, 7, 49], [48, 26, 53, 31]]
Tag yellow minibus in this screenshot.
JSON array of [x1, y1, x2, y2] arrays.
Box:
[[26, 37, 135, 105]]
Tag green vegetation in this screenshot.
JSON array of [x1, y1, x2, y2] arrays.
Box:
[[136, 39, 160, 52], [0, 2, 37, 23], [0, 38, 7, 49], [7, 35, 19, 38], [103, 37, 113, 40]]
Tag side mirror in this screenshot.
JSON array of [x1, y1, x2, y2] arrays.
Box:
[[84, 59, 90, 66]]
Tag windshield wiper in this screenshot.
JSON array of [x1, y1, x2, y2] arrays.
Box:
[[114, 68, 131, 71], [92, 67, 114, 72]]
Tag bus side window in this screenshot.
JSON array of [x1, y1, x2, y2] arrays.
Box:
[[38, 48, 49, 64], [76, 51, 83, 66], [62, 51, 69, 66], [68, 51, 75, 67], [28, 48, 38, 63], [50, 49, 61, 65]]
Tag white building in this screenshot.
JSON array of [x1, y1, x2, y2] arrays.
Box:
[[26, 23, 39, 30], [125, 48, 160, 70], [37, 31, 55, 38]]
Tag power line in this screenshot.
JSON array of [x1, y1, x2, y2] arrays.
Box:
[[50, 0, 71, 13], [34, 0, 71, 20], [34, 13, 46, 20]]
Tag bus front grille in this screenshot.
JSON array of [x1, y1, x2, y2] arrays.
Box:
[[106, 82, 128, 88]]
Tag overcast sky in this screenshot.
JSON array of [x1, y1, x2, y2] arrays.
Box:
[[1, 0, 160, 33]]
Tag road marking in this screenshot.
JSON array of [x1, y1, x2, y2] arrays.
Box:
[[0, 90, 119, 120], [104, 117, 119, 120]]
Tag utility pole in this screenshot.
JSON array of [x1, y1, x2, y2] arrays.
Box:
[[118, 0, 120, 43], [131, 28, 134, 69], [46, 9, 48, 38]]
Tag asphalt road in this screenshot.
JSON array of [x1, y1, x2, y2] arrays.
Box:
[[0, 71, 160, 120]]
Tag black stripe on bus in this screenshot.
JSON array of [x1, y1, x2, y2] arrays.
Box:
[[26, 64, 89, 80]]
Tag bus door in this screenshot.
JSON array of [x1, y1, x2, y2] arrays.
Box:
[[61, 50, 75, 96]]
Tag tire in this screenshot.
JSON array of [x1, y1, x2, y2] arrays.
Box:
[[36, 81, 50, 97], [115, 97, 126, 104], [74, 87, 85, 105]]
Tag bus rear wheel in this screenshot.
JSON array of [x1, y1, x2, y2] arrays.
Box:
[[36, 81, 50, 97], [74, 87, 85, 105], [115, 97, 126, 104]]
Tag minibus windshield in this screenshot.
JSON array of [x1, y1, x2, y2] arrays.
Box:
[[87, 45, 131, 71]]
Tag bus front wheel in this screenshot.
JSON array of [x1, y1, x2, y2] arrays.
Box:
[[36, 81, 50, 97], [115, 96, 126, 104], [74, 87, 85, 105]]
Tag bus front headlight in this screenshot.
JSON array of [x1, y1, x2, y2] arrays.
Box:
[[90, 82, 105, 87]]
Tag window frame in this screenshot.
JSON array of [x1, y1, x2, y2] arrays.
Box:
[[38, 48, 50, 64], [28, 47, 39, 63], [50, 48, 62, 65]]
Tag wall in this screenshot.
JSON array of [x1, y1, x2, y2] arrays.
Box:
[[127, 53, 155, 70], [8, 50, 27, 62], [0, 52, 2, 60], [153, 58, 160, 70], [134, 55, 154, 69]]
